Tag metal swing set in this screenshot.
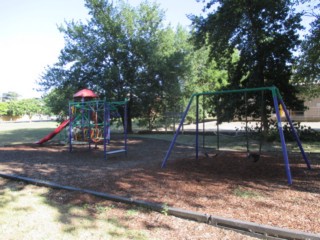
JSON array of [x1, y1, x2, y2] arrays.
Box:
[[161, 86, 312, 185]]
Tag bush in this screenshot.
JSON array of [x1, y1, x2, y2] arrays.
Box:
[[267, 120, 320, 142]]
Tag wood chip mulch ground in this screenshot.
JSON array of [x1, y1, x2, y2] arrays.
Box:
[[0, 137, 319, 239]]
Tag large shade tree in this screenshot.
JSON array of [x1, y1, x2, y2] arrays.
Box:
[[0, 102, 8, 116], [2, 92, 19, 102], [1, 98, 45, 121], [191, 0, 304, 128], [39, 0, 190, 132], [294, 2, 320, 99]]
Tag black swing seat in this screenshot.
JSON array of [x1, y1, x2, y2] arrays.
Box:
[[247, 152, 260, 162]]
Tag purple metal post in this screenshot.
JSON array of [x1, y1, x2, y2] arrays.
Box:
[[88, 107, 91, 150], [124, 101, 128, 153], [196, 96, 199, 160], [68, 102, 73, 153], [81, 97, 85, 141], [272, 91, 292, 185], [202, 96, 205, 149], [217, 121, 219, 150], [161, 96, 195, 168], [278, 98, 311, 169], [103, 102, 108, 160]]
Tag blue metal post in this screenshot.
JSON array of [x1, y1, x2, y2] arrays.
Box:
[[272, 90, 292, 185], [161, 96, 195, 168], [196, 95, 199, 160], [278, 98, 311, 169]]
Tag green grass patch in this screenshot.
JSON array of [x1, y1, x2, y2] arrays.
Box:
[[0, 121, 60, 145], [2, 121, 320, 152], [130, 132, 320, 153], [0, 179, 150, 240], [126, 208, 139, 217], [233, 187, 262, 199]]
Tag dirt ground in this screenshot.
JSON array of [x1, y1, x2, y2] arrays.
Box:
[[0, 136, 319, 239]]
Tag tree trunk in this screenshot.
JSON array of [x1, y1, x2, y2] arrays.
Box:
[[127, 113, 133, 133], [126, 100, 133, 133], [118, 100, 133, 134]]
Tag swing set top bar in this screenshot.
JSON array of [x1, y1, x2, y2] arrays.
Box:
[[191, 86, 280, 98]]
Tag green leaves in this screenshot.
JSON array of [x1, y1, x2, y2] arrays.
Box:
[[293, 15, 320, 98], [192, 0, 304, 125], [39, 0, 196, 131], [0, 98, 45, 119], [0, 102, 8, 116]]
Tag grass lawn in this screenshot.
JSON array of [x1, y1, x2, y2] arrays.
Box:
[[1, 120, 319, 153], [0, 179, 149, 240], [0, 121, 58, 145], [131, 132, 320, 153]]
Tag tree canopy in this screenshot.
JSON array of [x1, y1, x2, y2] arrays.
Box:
[[293, 2, 320, 99], [2, 92, 20, 102], [191, 0, 305, 126], [0, 98, 45, 121], [0, 102, 8, 116], [39, 0, 194, 131], [37, 0, 319, 131]]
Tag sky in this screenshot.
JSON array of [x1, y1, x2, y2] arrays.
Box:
[[0, 0, 204, 99], [0, 1, 315, 99]]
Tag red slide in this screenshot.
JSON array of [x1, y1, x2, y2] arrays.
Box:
[[36, 119, 70, 144]]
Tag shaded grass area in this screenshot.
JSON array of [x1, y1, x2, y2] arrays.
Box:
[[130, 133, 320, 153], [1, 121, 320, 153], [0, 179, 149, 240], [0, 122, 58, 145]]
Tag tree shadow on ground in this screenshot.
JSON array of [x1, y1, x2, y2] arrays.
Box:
[[0, 137, 319, 235]]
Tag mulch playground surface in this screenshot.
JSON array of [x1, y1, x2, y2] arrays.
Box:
[[0, 136, 319, 237]]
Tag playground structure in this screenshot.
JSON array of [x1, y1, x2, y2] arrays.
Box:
[[38, 89, 128, 159], [161, 86, 312, 185], [69, 89, 128, 159]]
